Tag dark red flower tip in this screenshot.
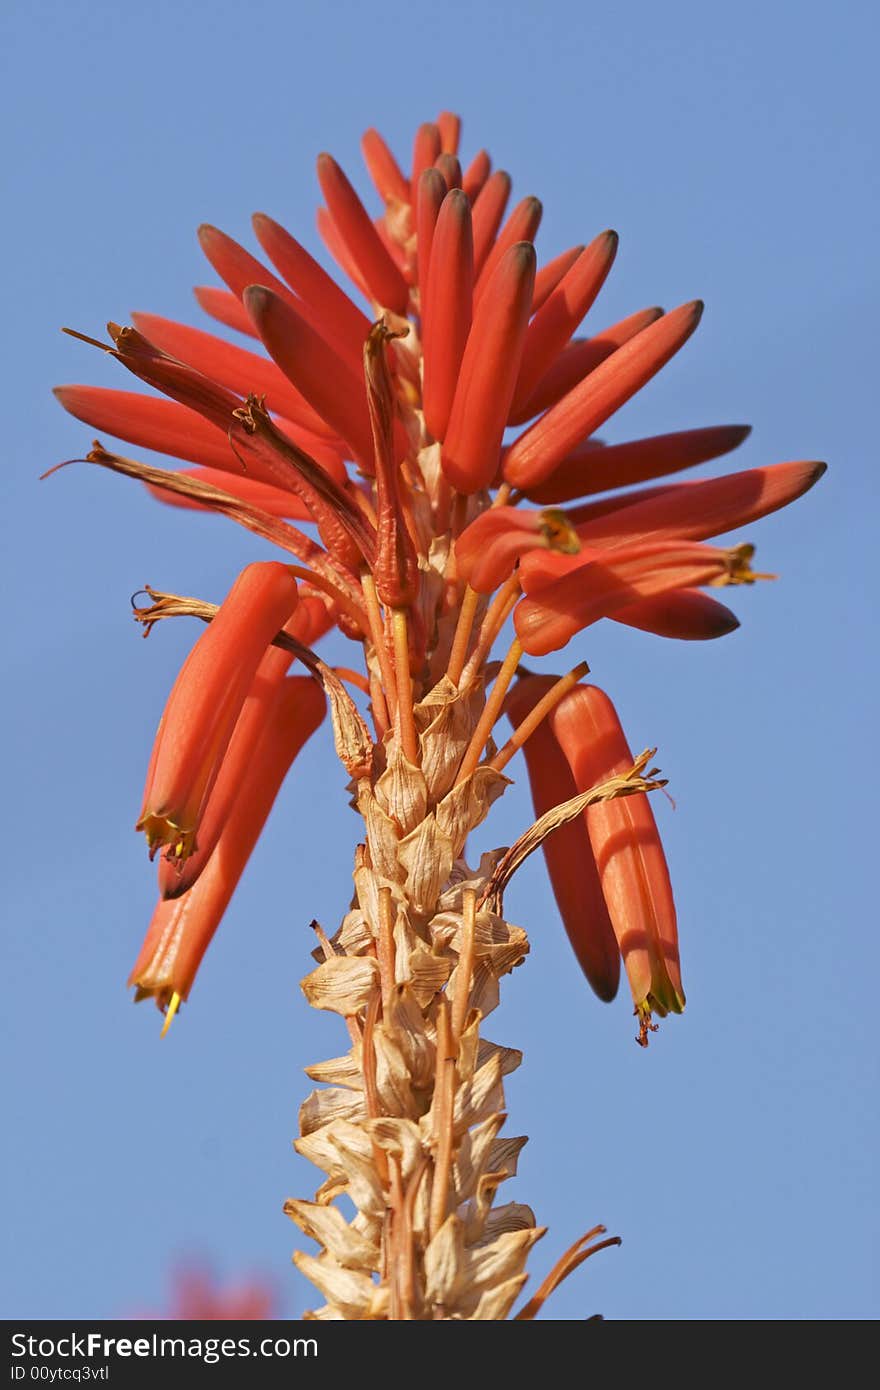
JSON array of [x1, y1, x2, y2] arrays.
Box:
[[470, 170, 512, 276], [462, 148, 491, 201], [614, 589, 740, 640]]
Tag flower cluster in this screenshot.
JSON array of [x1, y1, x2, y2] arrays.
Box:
[[54, 111, 823, 1317]]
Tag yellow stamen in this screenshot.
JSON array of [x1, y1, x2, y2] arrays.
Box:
[[539, 508, 581, 554], [710, 542, 778, 587], [160, 991, 182, 1038]]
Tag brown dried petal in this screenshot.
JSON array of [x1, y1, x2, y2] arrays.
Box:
[[456, 1013, 482, 1083], [415, 678, 485, 802], [303, 1051, 364, 1088], [466, 1274, 529, 1321], [453, 1114, 505, 1203], [453, 1054, 505, 1134], [488, 1135, 528, 1180], [301, 955, 379, 1016], [476, 1039, 523, 1078], [435, 766, 511, 855], [303, 1304, 345, 1321], [294, 1251, 384, 1319], [478, 1202, 537, 1244], [366, 1117, 425, 1181], [408, 947, 453, 1008], [358, 791, 405, 884], [374, 737, 428, 835], [298, 1087, 367, 1138], [372, 1026, 417, 1118], [386, 985, 436, 1088], [460, 1227, 545, 1306], [337, 909, 375, 956], [423, 1214, 466, 1308], [397, 815, 455, 916], [284, 1199, 379, 1270], [304, 1120, 386, 1222], [468, 959, 501, 1020]]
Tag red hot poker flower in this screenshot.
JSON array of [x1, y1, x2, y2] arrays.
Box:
[[549, 683, 684, 1042], [131, 674, 325, 1024], [137, 561, 299, 862]]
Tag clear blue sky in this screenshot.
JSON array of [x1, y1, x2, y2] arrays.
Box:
[[2, 0, 876, 1320]]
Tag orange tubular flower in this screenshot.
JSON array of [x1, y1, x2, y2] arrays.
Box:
[[442, 241, 536, 492], [137, 561, 299, 862], [503, 300, 705, 489], [514, 539, 753, 656], [548, 684, 684, 1041], [421, 189, 474, 442], [506, 677, 620, 1002], [456, 458, 825, 609], [130, 673, 326, 1019]]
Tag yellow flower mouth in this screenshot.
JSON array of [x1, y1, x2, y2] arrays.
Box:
[[539, 508, 581, 554]]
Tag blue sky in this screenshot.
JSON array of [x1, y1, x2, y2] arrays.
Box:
[[2, 0, 876, 1320]]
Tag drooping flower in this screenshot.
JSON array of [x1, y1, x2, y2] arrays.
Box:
[[131, 673, 325, 1020], [506, 675, 620, 1001], [137, 561, 299, 862], [548, 683, 684, 1041]]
